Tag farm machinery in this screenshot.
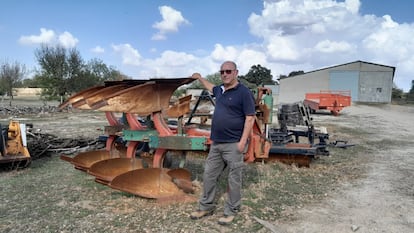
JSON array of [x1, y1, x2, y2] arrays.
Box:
[[303, 90, 351, 116], [0, 120, 31, 169], [59, 78, 333, 201]]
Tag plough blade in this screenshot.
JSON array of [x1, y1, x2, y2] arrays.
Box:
[[58, 85, 104, 110], [167, 167, 192, 181], [88, 158, 143, 184], [109, 168, 190, 199], [267, 143, 317, 167], [90, 78, 194, 115], [69, 150, 112, 171], [266, 154, 312, 167], [73, 84, 132, 109]]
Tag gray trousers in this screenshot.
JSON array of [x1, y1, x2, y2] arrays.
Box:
[[198, 142, 244, 216]]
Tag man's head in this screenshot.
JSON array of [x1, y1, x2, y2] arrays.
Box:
[[220, 61, 239, 88]]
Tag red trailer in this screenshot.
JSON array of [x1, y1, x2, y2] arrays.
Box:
[[303, 90, 351, 116]]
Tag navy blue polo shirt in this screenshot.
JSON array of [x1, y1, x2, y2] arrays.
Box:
[[210, 83, 255, 143]]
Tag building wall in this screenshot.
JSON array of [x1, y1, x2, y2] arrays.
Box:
[[359, 71, 393, 102], [329, 71, 359, 101], [278, 71, 329, 104], [278, 61, 394, 104]]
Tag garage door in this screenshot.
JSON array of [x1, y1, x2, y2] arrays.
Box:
[[329, 71, 359, 101]]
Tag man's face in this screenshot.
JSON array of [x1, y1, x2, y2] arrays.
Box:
[[220, 62, 238, 86]]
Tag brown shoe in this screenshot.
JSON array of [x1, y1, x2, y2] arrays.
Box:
[[218, 215, 235, 225], [190, 209, 214, 220]]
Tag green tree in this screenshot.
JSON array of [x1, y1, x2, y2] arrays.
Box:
[[240, 64, 275, 86], [66, 48, 85, 93], [21, 78, 40, 88], [87, 59, 123, 82], [279, 74, 288, 79], [407, 80, 414, 102], [288, 70, 305, 77], [391, 87, 404, 100], [35, 45, 123, 102], [35, 45, 70, 102], [0, 60, 26, 101]]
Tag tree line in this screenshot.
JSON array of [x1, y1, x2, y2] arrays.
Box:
[[2, 45, 413, 103], [0, 45, 126, 103], [0, 46, 280, 103]]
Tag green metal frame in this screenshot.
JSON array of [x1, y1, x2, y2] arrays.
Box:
[[122, 129, 208, 151]]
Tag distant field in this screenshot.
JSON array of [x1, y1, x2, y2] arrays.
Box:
[[0, 95, 59, 107]]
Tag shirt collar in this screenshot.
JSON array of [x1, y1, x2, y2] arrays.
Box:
[[220, 82, 240, 93]]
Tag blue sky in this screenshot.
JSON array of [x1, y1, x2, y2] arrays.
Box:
[[1, 0, 413, 91]]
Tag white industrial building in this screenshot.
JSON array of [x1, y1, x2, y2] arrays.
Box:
[[278, 60, 395, 104]]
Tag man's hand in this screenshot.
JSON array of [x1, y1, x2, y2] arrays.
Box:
[[191, 72, 214, 92], [191, 73, 202, 80], [237, 141, 247, 154]]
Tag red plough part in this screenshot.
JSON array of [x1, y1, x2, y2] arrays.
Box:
[[59, 78, 199, 200]]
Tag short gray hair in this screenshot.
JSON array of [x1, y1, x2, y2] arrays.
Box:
[[221, 61, 237, 70]]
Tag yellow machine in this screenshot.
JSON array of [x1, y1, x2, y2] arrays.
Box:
[[0, 120, 31, 168]]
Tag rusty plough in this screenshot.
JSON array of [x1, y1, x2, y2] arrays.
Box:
[[60, 78, 340, 201]]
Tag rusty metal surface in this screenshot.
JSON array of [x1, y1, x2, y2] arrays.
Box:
[[60, 155, 73, 162], [88, 158, 143, 184], [59, 79, 151, 110], [62, 78, 194, 114], [167, 95, 192, 118], [70, 150, 112, 171], [90, 78, 194, 115], [267, 143, 316, 167], [167, 168, 191, 181], [266, 154, 312, 167], [73, 84, 132, 109], [58, 85, 104, 109], [109, 168, 185, 199]]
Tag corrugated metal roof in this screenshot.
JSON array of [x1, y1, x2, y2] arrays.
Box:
[[302, 60, 396, 79]]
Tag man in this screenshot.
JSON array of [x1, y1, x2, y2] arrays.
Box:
[[190, 61, 256, 225]]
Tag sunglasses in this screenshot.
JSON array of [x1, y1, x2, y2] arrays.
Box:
[[219, 69, 234, 75]]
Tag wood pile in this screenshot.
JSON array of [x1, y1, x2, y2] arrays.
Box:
[[26, 130, 105, 160], [0, 106, 60, 116]]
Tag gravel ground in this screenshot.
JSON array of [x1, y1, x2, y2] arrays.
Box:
[[272, 104, 414, 233]]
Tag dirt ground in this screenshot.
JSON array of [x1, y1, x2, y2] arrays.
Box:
[[272, 104, 414, 233], [1, 100, 413, 232]]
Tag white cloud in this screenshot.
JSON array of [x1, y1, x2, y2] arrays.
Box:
[[58, 31, 78, 48], [211, 44, 239, 63], [266, 35, 300, 62], [112, 0, 413, 91], [91, 46, 105, 53], [152, 6, 189, 40], [147, 51, 197, 77], [112, 43, 142, 66], [19, 28, 79, 48], [19, 28, 55, 45], [315, 40, 354, 53], [362, 16, 414, 61], [243, 0, 414, 91], [238, 49, 267, 71]]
